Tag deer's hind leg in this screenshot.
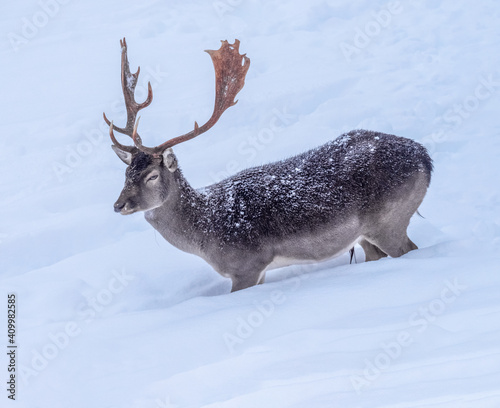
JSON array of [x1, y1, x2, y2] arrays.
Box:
[[363, 208, 419, 259], [363, 173, 427, 259], [359, 239, 388, 261], [363, 233, 417, 259]]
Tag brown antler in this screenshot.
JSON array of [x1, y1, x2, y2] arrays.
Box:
[[104, 37, 153, 153], [132, 39, 250, 156]]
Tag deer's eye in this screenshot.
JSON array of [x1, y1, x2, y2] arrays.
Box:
[[147, 174, 158, 182]]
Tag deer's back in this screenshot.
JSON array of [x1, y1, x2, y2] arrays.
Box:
[[195, 130, 432, 247]]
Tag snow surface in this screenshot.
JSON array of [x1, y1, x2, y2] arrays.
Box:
[[1, 0, 500, 407]]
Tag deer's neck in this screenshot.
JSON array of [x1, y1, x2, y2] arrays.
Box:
[[144, 170, 208, 256]]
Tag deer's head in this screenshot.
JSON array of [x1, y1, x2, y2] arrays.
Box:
[[104, 38, 249, 215], [111, 148, 178, 215]]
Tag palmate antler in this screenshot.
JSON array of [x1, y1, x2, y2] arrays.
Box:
[[105, 38, 250, 157]]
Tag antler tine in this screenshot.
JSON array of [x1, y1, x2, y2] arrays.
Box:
[[120, 37, 153, 132], [104, 37, 153, 152], [109, 121, 136, 153], [133, 39, 250, 156], [103, 80, 152, 134]]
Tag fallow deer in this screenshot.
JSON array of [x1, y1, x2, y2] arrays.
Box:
[[104, 38, 432, 292]]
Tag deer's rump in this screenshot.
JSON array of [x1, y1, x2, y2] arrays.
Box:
[[198, 129, 432, 247]]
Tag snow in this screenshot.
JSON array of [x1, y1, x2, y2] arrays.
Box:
[[1, 0, 500, 407]]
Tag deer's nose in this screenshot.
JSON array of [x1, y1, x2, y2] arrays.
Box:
[[114, 201, 126, 213]]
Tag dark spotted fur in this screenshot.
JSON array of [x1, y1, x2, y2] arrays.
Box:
[[174, 130, 432, 249]]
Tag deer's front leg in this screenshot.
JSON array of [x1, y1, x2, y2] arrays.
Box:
[[229, 268, 267, 292], [218, 249, 272, 292], [230, 276, 258, 292]]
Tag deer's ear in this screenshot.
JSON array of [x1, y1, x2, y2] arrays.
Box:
[[162, 148, 178, 173], [111, 145, 133, 165]]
